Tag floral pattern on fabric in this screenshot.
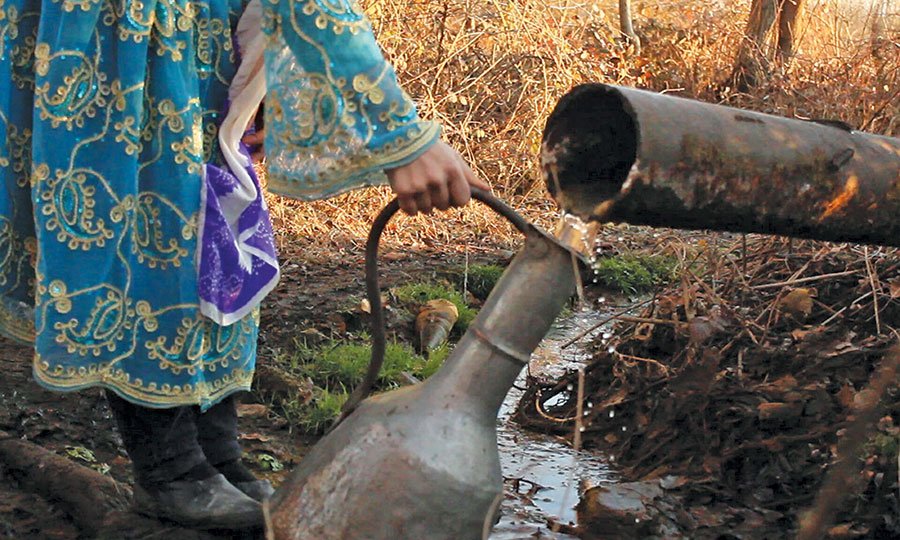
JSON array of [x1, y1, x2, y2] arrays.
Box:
[[0, 0, 260, 409], [0, 0, 440, 408], [261, 0, 441, 200]]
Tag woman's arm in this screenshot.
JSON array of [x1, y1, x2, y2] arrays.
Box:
[[257, 0, 487, 212]]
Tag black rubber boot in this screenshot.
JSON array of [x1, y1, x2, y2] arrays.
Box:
[[196, 394, 275, 501], [105, 391, 263, 529], [131, 473, 264, 530]]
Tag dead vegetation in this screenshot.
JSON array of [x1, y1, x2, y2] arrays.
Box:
[[257, 4, 899, 531], [266, 0, 898, 256], [2, 1, 898, 538], [517, 235, 899, 537]]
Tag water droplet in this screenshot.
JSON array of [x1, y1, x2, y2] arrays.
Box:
[[617, 236, 624, 242], [607, 345, 616, 354], [609, 410, 615, 418], [598, 297, 606, 303], [566, 384, 574, 391], [587, 401, 593, 408], [621, 426, 627, 431], [602, 332, 613, 340], [635, 518, 641, 523], [579, 426, 586, 432]]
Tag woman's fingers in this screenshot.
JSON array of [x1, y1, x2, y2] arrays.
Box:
[[429, 172, 452, 211], [397, 193, 418, 216], [414, 190, 433, 214], [447, 171, 471, 208], [461, 159, 490, 192], [385, 141, 491, 216]]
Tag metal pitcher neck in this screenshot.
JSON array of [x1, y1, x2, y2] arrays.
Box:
[[425, 228, 578, 415]]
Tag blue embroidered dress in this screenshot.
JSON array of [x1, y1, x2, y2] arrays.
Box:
[[0, 0, 439, 409]]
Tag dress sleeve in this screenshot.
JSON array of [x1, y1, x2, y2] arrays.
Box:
[[260, 0, 441, 200]]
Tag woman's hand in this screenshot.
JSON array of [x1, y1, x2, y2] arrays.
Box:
[[242, 128, 265, 163], [242, 104, 266, 163], [385, 141, 490, 216]]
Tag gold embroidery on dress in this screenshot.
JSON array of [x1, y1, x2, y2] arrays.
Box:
[[130, 193, 191, 268], [0, 0, 21, 60], [6, 0, 257, 406], [1, 2, 39, 91], [300, 0, 367, 35], [52, 285, 136, 356], [262, 4, 441, 199], [40, 168, 116, 249], [33, 34, 111, 129], [34, 352, 255, 405], [59, 0, 103, 13], [0, 219, 29, 291], [148, 315, 250, 375]]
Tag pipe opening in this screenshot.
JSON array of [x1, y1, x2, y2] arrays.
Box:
[[541, 84, 638, 212]]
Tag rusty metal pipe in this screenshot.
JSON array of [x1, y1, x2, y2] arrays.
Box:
[[541, 84, 900, 247]]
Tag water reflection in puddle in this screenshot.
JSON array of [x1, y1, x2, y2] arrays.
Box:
[[490, 308, 618, 539]]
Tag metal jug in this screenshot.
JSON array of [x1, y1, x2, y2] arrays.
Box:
[[267, 192, 581, 540]]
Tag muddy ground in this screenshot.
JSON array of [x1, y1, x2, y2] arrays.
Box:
[[0, 235, 516, 539], [0, 225, 897, 539]]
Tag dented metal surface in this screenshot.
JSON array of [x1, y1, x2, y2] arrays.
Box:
[[542, 84, 900, 247], [267, 225, 579, 540]]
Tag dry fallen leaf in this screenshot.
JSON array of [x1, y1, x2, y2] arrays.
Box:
[[358, 294, 390, 314], [237, 403, 270, 418], [757, 401, 802, 423], [239, 432, 272, 443], [778, 288, 815, 320], [889, 278, 900, 299], [836, 384, 855, 409], [790, 326, 826, 342], [688, 305, 727, 344]]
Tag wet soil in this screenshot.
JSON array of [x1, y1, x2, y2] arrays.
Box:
[[0, 237, 552, 538], [3, 227, 894, 539], [493, 307, 619, 539], [517, 237, 899, 539]]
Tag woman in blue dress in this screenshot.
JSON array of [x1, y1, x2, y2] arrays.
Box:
[[0, 0, 486, 529]]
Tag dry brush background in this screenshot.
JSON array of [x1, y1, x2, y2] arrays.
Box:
[[264, 0, 899, 255]]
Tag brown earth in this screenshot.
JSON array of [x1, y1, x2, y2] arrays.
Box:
[[0, 232, 515, 539], [1, 224, 897, 539]]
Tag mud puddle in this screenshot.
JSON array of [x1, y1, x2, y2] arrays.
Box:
[[490, 305, 620, 539]]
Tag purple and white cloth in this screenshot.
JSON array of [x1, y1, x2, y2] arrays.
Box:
[[198, 0, 279, 325]]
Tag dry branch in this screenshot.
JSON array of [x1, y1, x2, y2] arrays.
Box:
[[518, 235, 899, 536], [0, 431, 257, 538], [797, 346, 900, 540], [0, 430, 131, 535]]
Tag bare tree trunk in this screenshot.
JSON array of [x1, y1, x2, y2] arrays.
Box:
[[747, 0, 779, 47], [730, 0, 779, 91], [775, 0, 804, 63], [618, 0, 641, 55], [869, 0, 887, 58]]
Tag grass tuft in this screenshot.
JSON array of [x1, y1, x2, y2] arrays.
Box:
[[292, 387, 349, 434], [274, 339, 452, 433], [593, 253, 678, 294], [463, 264, 505, 300]]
